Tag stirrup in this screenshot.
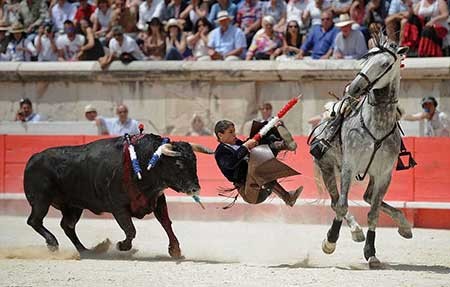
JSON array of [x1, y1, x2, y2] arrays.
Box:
[[396, 151, 417, 171]]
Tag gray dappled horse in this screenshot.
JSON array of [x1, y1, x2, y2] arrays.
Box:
[[313, 38, 412, 268]]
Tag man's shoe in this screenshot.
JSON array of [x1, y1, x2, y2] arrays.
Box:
[[286, 186, 303, 207], [277, 125, 297, 151]]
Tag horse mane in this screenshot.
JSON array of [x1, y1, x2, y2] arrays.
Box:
[[359, 30, 391, 62]]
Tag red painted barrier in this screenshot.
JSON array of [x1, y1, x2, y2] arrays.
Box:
[[0, 135, 449, 228]]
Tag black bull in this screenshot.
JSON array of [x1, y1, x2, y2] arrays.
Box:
[[24, 134, 212, 258]]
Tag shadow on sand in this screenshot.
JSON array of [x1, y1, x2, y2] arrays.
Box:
[[269, 259, 450, 274]]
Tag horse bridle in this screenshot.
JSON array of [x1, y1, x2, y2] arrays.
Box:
[[356, 48, 398, 97]]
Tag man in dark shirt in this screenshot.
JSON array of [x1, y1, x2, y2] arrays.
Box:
[[214, 120, 302, 206]]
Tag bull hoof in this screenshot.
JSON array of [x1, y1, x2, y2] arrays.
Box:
[[368, 256, 382, 269], [116, 240, 132, 251], [322, 239, 336, 254], [398, 227, 413, 239], [351, 226, 365, 242], [47, 244, 59, 252], [168, 245, 183, 259]]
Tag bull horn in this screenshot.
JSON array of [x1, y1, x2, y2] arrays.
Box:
[[190, 143, 214, 154], [161, 144, 181, 157]]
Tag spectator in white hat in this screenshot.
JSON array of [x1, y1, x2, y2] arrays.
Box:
[[207, 10, 246, 60], [332, 13, 367, 59]]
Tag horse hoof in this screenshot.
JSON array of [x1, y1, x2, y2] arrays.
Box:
[[168, 245, 183, 259], [116, 241, 132, 251], [398, 227, 413, 239], [322, 239, 336, 254], [368, 256, 382, 269], [351, 227, 365, 242], [47, 244, 59, 252]]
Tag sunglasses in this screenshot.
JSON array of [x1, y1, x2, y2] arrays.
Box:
[[321, 17, 332, 21]]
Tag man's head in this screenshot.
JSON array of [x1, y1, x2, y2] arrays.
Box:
[[64, 20, 76, 38], [259, 102, 273, 121], [79, 0, 88, 8], [216, 10, 232, 31], [116, 104, 129, 123], [84, 104, 98, 121], [421, 96, 438, 113], [112, 25, 124, 42], [214, 120, 235, 143], [19, 98, 33, 118], [191, 114, 205, 132], [321, 11, 333, 31]]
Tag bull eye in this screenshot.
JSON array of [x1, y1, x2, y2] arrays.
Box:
[[175, 160, 184, 169]]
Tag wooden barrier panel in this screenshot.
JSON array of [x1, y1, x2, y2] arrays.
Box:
[[0, 135, 448, 204], [414, 137, 450, 202]]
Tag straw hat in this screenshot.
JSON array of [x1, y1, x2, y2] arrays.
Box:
[[84, 104, 97, 113], [165, 18, 182, 31], [216, 10, 233, 23], [0, 20, 9, 31], [9, 23, 25, 33], [335, 14, 354, 28]]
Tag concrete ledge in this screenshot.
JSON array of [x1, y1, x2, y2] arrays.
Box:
[[0, 58, 449, 82], [0, 121, 99, 135]]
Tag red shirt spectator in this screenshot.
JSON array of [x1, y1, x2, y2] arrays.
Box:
[[75, 0, 97, 25]]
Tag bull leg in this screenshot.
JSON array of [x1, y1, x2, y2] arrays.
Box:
[[27, 200, 59, 251], [363, 176, 412, 239], [60, 206, 87, 252], [364, 174, 391, 269], [112, 209, 136, 251], [154, 194, 182, 259]]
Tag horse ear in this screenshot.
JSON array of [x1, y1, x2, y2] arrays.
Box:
[[397, 46, 409, 55]]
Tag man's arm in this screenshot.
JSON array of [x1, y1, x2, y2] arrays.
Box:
[[403, 112, 427, 121]]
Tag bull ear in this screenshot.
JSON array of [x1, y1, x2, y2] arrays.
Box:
[[161, 144, 181, 157], [190, 143, 214, 154]]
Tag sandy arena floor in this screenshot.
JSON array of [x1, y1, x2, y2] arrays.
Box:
[[0, 215, 449, 287]]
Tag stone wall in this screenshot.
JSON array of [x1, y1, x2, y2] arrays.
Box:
[[0, 59, 449, 135]]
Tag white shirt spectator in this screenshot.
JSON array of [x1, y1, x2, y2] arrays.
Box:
[[56, 34, 85, 60], [137, 0, 165, 30], [52, 1, 77, 31], [93, 7, 113, 32], [333, 29, 367, 59], [425, 110, 449, 137], [25, 113, 42, 122], [305, 0, 331, 26], [101, 117, 140, 135], [34, 35, 58, 61], [1, 38, 36, 61], [286, 0, 310, 29], [109, 34, 146, 60]]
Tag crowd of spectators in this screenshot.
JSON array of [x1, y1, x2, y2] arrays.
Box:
[[0, 0, 449, 64]]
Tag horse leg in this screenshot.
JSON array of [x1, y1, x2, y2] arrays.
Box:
[[364, 174, 391, 269], [322, 164, 354, 253], [60, 206, 87, 253], [363, 176, 412, 239], [154, 194, 183, 259]]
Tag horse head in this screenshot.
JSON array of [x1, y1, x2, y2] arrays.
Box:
[[347, 35, 408, 98]]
